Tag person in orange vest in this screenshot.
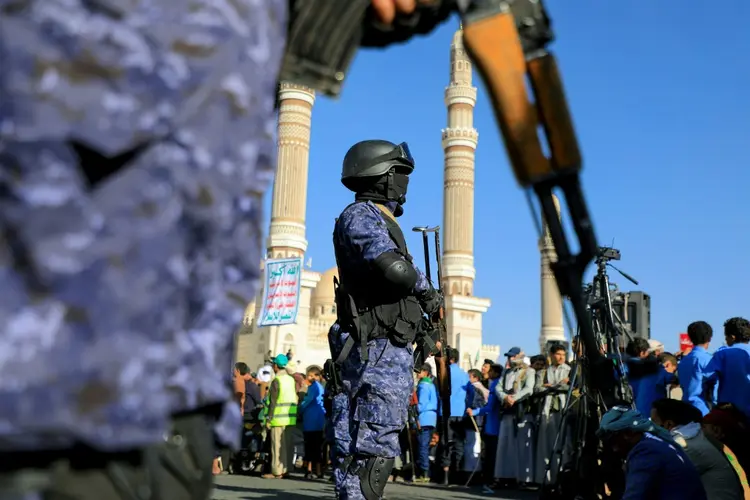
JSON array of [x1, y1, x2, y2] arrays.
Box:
[[262, 354, 298, 479]]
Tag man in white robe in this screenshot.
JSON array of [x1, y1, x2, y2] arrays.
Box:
[[494, 347, 536, 487], [534, 345, 571, 488]]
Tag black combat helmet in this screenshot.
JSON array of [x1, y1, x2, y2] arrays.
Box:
[[341, 140, 414, 191]]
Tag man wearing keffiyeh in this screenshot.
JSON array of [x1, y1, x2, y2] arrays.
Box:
[[597, 407, 708, 500]]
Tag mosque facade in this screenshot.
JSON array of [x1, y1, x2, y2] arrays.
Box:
[[234, 25, 576, 373]]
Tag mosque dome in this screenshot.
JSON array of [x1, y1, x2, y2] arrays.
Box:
[[311, 266, 338, 318]]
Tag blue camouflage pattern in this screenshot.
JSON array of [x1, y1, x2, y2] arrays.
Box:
[[0, 0, 287, 451], [335, 201, 429, 293], [329, 201, 427, 499], [329, 325, 414, 499]]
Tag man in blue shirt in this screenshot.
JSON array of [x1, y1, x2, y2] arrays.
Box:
[[299, 366, 326, 479], [679, 321, 717, 416], [598, 407, 707, 500], [468, 364, 503, 493], [440, 348, 471, 485], [625, 338, 663, 415], [706, 317, 750, 420], [415, 364, 438, 483]]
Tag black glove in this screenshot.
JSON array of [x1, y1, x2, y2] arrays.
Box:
[[361, 0, 455, 48], [420, 287, 443, 316]]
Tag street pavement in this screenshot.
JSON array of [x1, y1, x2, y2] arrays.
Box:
[[211, 474, 538, 500]]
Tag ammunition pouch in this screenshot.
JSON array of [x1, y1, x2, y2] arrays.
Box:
[[333, 279, 422, 364]]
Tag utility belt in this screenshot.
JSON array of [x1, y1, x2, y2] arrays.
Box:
[[333, 279, 422, 364]]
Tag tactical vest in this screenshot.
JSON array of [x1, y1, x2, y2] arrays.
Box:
[[269, 373, 298, 427], [332, 202, 424, 363]]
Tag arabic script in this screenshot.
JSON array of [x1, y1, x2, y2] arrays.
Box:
[[258, 258, 302, 327]]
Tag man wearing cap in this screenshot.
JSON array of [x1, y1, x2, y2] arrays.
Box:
[[263, 354, 298, 479], [494, 347, 536, 488], [598, 407, 707, 500], [328, 140, 442, 499]]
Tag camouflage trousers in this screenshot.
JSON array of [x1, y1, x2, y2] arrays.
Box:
[[0, 412, 215, 500], [328, 334, 413, 500]]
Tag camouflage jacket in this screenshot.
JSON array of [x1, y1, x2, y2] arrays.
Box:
[[0, 0, 286, 451], [333, 201, 430, 299]]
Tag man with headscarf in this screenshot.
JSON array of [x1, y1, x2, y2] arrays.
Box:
[[597, 407, 707, 500], [494, 347, 536, 488]]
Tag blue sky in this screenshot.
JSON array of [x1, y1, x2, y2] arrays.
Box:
[[264, 1, 749, 355]]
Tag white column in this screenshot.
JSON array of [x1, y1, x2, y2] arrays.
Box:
[[267, 83, 315, 259], [539, 195, 565, 352]]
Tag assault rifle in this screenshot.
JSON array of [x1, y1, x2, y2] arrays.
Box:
[[412, 226, 452, 459]]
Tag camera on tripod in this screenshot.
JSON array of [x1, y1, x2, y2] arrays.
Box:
[[596, 246, 621, 262]]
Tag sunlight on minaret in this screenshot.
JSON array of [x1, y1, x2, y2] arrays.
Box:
[[441, 24, 495, 368], [539, 195, 565, 352]]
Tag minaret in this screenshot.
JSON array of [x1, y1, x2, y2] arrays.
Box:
[[539, 195, 566, 352], [266, 83, 316, 258], [442, 25, 478, 297], [441, 25, 491, 370], [250, 82, 321, 372]]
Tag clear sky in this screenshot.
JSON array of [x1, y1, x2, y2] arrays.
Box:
[[264, 1, 749, 356]]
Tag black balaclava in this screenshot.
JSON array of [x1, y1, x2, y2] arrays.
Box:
[[355, 169, 409, 217]]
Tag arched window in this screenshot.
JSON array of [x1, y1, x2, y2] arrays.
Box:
[[282, 333, 295, 357]]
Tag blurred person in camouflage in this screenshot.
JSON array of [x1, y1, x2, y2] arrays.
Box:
[[327, 140, 442, 499], [0, 1, 459, 499]]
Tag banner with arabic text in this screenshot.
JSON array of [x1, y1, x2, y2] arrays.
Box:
[[258, 258, 303, 327]]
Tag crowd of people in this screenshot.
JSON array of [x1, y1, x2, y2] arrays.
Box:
[[226, 317, 749, 499]]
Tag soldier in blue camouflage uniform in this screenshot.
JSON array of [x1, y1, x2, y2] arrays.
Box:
[[328, 141, 442, 500], [0, 1, 455, 499]]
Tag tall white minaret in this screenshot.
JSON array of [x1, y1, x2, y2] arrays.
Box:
[[441, 25, 490, 368], [442, 24, 479, 299], [266, 83, 316, 258], [539, 195, 565, 352], [258, 83, 321, 371]]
